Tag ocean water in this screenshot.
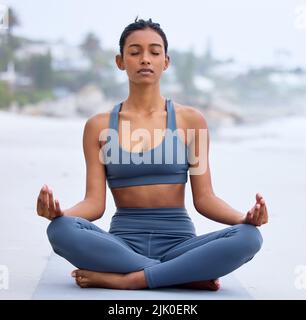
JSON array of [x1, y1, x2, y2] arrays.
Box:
[[214, 113, 306, 152]]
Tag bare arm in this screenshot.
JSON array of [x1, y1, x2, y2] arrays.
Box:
[[187, 107, 268, 226], [194, 194, 244, 225], [187, 107, 244, 225], [62, 199, 104, 222], [62, 199, 103, 221], [36, 114, 107, 222], [63, 114, 107, 221]]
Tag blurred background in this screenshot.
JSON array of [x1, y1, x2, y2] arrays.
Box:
[[0, 0, 306, 299], [1, 0, 306, 123]]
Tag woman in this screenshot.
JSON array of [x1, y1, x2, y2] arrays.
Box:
[[36, 17, 268, 291]]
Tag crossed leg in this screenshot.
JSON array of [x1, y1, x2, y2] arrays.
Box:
[[47, 216, 160, 289], [47, 216, 263, 290], [143, 223, 263, 289]]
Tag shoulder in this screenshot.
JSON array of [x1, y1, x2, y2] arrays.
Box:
[[173, 101, 208, 130], [83, 111, 113, 136], [83, 112, 112, 147], [85, 112, 111, 128]]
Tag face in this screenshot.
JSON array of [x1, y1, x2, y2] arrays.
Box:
[[116, 28, 170, 84]]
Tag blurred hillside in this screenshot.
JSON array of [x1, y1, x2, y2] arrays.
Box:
[[1, 8, 306, 128]]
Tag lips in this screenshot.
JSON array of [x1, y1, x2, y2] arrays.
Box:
[[138, 68, 153, 73]]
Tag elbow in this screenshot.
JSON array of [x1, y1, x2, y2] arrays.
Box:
[[89, 209, 105, 222], [84, 198, 106, 221], [94, 206, 106, 220], [194, 192, 216, 213], [194, 203, 210, 218], [194, 202, 206, 214]]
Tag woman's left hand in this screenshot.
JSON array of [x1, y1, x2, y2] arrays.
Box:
[[242, 193, 269, 226]]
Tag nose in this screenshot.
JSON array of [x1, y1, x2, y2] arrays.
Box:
[[140, 52, 151, 65]]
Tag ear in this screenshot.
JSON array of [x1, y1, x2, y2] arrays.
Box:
[[115, 54, 125, 71], [163, 54, 170, 71]]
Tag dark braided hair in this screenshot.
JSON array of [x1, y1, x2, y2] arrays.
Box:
[[119, 16, 168, 57]]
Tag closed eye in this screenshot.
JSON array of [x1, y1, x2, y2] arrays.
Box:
[[130, 52, 160, 56]]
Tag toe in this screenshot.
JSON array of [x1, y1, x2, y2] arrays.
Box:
[[78, 279, 88, 288], [71, 269, 78, 277], [212, 279, 221, 291], [75, 275, 88, 288], [76, 269, 90, 277], [73, 270, 85, 283], [74, 269, 88, 279]]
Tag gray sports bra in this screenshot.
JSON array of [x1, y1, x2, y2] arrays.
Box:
[[101, 99, 189, 188]]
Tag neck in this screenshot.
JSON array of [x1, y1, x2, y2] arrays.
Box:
[[123, 82, 166, 114]]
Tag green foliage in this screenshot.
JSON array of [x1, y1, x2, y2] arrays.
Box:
[[0, 81, 13, 109], [13, 89, 54, 106], [24, 52, 53, 90]]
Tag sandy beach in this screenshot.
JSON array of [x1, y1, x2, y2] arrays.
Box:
[[1, 109, 306, 299]]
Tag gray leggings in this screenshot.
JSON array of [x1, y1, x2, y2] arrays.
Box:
[[47, 207, 263, 289]]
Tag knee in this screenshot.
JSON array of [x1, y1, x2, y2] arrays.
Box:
[[235, 223, 263, 256], [46, 215, 75, 246]]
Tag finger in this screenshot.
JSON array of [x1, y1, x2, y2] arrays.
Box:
[[37, 185, 47, 216], [55, 199, 63, 216], [246, 210, 252, 219], [41, 185, 50, 217], [258, 214, 265, 226], [45, 185, 54, 219], [256, 212, 263, 226], [256, 193, 263, 204], [52, 199, 61, 218], [38, 185, 45, 199], [40, 184, 46, 195], [257, 203, 266, 225], [48, 189, 56, 218], [44, 185, 50, 209], [260, 200, 268, 224], [36, 197, 43, 216], [245, 210, 253, 223], [253, 204, 260, 224], [48, 189, 55, 209]]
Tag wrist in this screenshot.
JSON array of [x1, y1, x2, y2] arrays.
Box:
[[238, 214, 246, 224]]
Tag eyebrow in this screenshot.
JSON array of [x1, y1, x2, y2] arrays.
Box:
[[128, 43, 162, 48]]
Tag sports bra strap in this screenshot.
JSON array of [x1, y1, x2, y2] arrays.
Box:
[[109, 99, 177, 132]]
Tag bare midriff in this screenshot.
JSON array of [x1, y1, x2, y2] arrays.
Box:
[[111, 183, 186, 208]]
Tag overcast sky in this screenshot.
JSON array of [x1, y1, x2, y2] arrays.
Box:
[[2, 0, 306, 68]]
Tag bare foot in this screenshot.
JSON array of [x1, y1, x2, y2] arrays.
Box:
[[71, 269, 220, 291], [71, 269, 130, 289], [174, 278, 221, 291]]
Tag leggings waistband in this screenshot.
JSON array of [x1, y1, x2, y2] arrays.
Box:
[[115, 207, 188, 216], [110, 207, 196, 235]]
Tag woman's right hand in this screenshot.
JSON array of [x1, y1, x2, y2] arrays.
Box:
[[36, 184, 64, 220]]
